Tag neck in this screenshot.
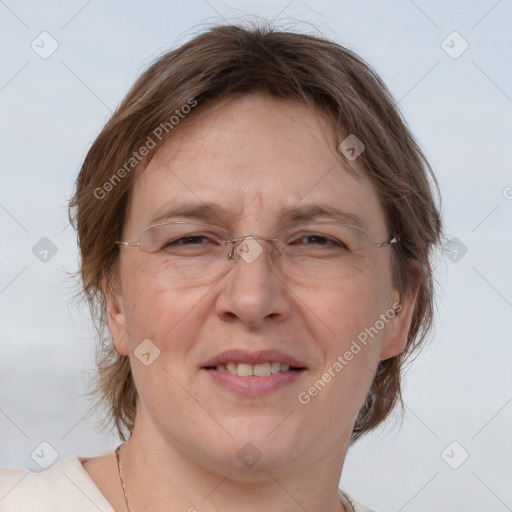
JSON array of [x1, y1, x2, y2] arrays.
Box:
[[118, 417, 351, 512]]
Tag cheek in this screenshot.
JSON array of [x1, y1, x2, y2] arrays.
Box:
[[120, 274, 210, 412], [120, 260, 208, 355], [298, 275, 390, 406], [324, 288, 383, 378], [298, 272, 389, 347]]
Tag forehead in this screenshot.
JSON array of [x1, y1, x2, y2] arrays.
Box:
[[125, 94, 387, 237]]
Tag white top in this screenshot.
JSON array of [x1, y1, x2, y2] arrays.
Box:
[[0, 456, 376, 511]]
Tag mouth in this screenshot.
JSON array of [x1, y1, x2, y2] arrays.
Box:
[[201, 349, 307, 396], [204, 361, 305, 377]]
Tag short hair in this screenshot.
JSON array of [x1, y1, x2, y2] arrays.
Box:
[[69, 23, 442, 443]]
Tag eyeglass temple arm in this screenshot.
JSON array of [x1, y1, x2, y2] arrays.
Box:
[[373, 235, 400, 248], [116, 241, 140, 247]]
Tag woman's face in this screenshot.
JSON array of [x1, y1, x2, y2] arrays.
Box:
[[108, 94, 415, 473]]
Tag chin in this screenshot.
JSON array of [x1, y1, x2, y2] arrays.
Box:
[[211, 421, 306, 474]]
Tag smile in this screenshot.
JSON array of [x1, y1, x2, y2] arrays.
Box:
[[213, 361, 301, 377], [201, 349, 307, 395]]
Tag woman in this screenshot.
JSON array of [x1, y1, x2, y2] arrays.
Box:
[[0, 23, 441, 511]]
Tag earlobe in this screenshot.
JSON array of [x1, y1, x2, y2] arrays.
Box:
[[379, 272, 420, 361], [101, 276, 129, 357]]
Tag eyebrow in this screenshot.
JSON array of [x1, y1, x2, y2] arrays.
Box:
[[148, 203, 228, 226], [147, 202, 367, 231], [280, 205, 367, 231]]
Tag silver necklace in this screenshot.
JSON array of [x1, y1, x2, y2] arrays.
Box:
[[115, 444, 132, 512], [115, 444, 351, 512]]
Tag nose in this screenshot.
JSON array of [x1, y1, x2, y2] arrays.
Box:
[[215, 238, 291, 328]]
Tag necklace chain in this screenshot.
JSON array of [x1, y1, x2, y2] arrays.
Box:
[[115, 443, 352, 512], [115, 444, 132, 512]]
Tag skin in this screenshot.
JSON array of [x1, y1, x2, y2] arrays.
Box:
[[82, 94, 418, 512]]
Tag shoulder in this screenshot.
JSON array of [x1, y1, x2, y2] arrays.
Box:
[[0, 456, 114, 512], [339, 488, 378, 512]]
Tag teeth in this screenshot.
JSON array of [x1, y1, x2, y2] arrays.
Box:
[[270, 362, 281, 374], [253, 362, 271, 377], [215, 361, 296, 377], [237, 363, 253, 377]]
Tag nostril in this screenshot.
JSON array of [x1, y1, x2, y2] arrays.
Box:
[[219, 311, 239, 323]]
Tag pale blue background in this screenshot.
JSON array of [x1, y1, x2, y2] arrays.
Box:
[[1, 1, 511, 511]]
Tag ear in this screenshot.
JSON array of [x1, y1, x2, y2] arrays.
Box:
[[379, 267, 421, 360], [101, 276, 129, 357]]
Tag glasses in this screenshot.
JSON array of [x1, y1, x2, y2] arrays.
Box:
[[116, 221, 399, 282]]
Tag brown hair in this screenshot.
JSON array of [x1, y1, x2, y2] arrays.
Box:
[[69, 23, 442, 443]]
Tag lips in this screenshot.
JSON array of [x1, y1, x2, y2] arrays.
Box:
[[201, 349, 307, 396]]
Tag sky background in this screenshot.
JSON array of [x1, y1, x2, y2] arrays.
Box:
[[1, 1, 511, 511]]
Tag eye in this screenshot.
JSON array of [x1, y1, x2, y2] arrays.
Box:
[[301, 234, 343, 246], [140, 223, 232, 254], [169, 235, 213, 246], [161, 232, 223, 251], [288, 233, 348, 249]]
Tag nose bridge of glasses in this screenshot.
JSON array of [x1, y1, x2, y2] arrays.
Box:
[[226, 235, 280, 262]]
